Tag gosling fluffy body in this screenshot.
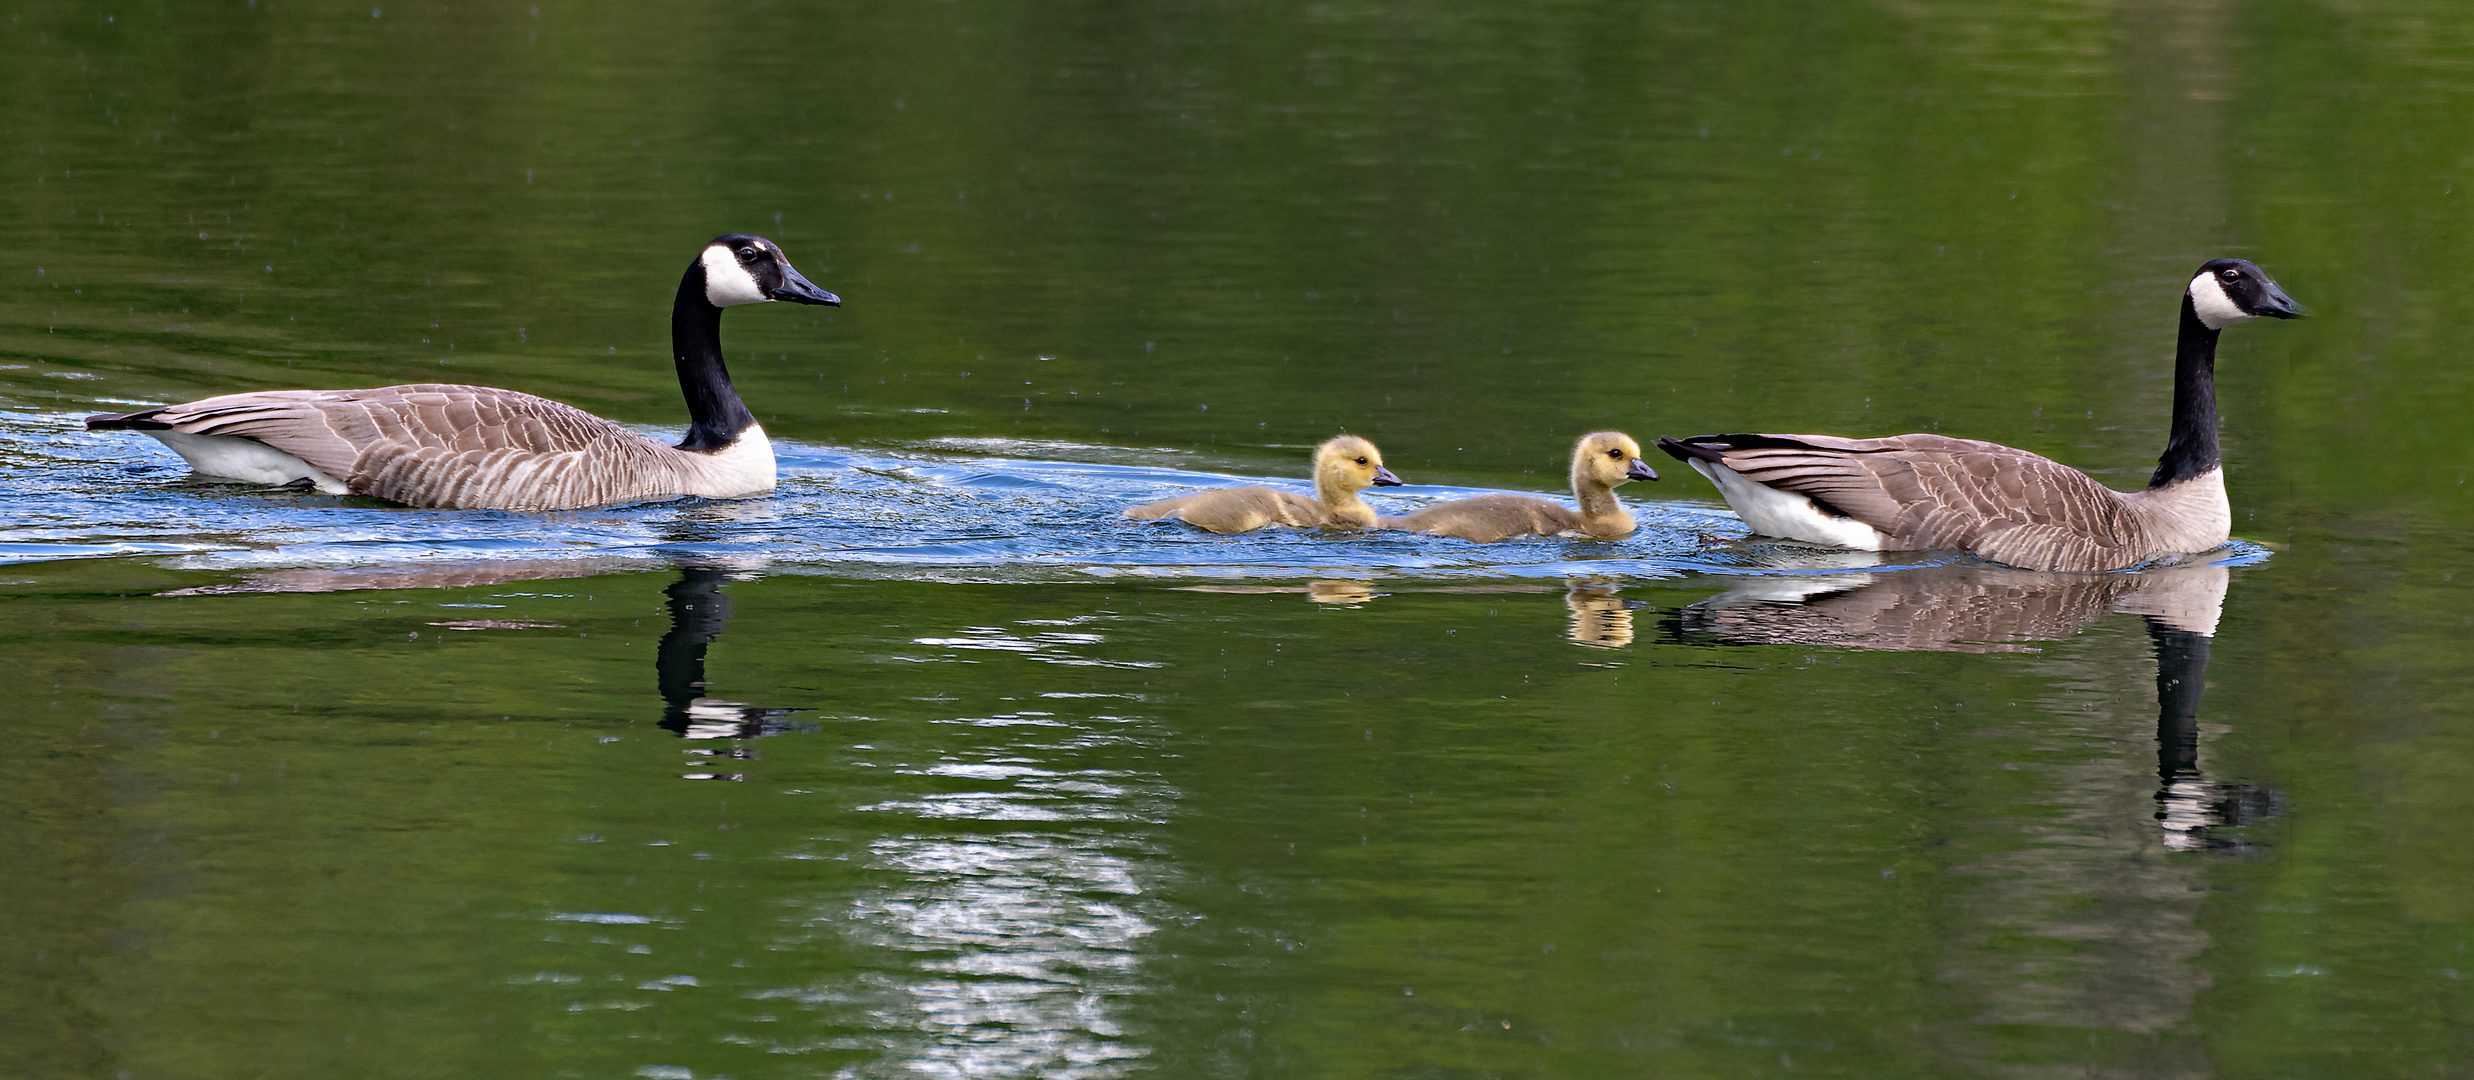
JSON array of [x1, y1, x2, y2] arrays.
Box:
[[1386, 431, 1658, 542], [1125, 435, 1403, 533]]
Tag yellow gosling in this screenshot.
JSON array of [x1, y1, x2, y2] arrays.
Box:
[[1125, 435, 1403, 534], [1385, 431, 1657, 543]]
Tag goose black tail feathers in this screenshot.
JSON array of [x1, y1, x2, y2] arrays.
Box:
[[84, 409, 173, 431], [1654, 436, 1726, 465], [1658, 433, 1879, 463]]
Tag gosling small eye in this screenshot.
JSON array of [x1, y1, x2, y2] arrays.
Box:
[[1607, 449, 1624, 458], [1355, 457, 1369, 465]]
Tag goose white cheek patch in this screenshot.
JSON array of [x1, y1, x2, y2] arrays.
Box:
[[2188, 273, 2248, 329], [701, 246, 770, 307]]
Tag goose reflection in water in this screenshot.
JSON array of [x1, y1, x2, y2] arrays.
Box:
[[652, 564, 808, 745], [169, 559, 811, 761], [1669, 557, 2276, 851]]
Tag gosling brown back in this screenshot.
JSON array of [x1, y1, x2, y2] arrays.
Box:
[[1385, 431, 1658, 543], [1125, 434, 1402, 534]]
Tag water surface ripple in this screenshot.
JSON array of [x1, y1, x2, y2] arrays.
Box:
[[3, 407, 1759, 582]]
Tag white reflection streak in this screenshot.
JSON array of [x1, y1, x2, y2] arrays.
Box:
[[2157, 777, 2220, 851], [908, 629, 1164, 669], [848, 833, 1153, 1077], [803, 702, 1168, 1078]]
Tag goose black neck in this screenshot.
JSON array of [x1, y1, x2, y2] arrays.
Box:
[[656, 566, 733, 733], [2148, 295, 2222, 489], [2148, 618, 2211, 785], [673, 267, 759, 453]]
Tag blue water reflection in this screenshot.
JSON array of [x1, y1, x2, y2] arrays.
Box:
[[5, 406, 1741, 582]]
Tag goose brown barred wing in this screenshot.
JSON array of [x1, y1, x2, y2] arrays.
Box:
[[1683, 433, 2154, 572], [333, 386, 682, 509], [129, 384, 687, 510]]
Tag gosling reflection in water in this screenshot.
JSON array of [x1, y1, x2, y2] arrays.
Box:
[[1671, 560, 2273, 848], [656, 565, 808, 742], [1564, 579, 1644, 649], [1304, 579, 1380, 605], [1170, 579, 1384, 605]]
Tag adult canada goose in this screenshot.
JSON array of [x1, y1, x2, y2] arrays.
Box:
[[1124, 434, 1402, 533], [1657, 258, 2304, 572], [84, 234, 839, 511], [1383, 431, 1658, 542]]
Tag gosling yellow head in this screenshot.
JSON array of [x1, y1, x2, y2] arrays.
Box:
[[1571, 431, 1658, 492], [1314, 434, 1405, 496]]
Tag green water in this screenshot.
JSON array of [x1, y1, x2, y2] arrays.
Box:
[[9, 1, 2474, 1076]]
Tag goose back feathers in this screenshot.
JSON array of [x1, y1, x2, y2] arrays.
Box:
[[1386, 431, 1658, 542], [1656, 431, 2219, 571], [86, 234, 838, 511], [1125, 434, 1402, 533], [1659, 258, 2303, 572], [98, 385, 776, 510]]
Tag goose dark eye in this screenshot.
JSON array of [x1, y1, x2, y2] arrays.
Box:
[[2221, 269, 2240, 281], [738, 247, 759, 262]]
